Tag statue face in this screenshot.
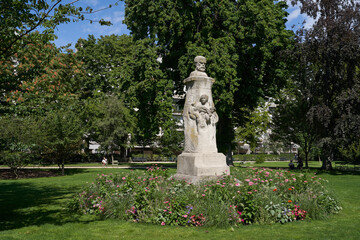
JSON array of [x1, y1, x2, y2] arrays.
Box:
[[195, 61, 206, 72], [200, 95, 208, 104]]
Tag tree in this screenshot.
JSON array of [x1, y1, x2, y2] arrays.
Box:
[[271, 88, 317, 168], [92, 95, 135, 162], [40, 105, 84, 175], [290, 0, 360, 169], [123, 0, 294, 158], [1, 32, 84, 115], [1, 0, 114, 111], [156, 120, 184, 158], [76, 35, 174, 151], [235, 102, 271, 153], [0, 32, 86, 174], [0, 115, 41, 178], [0, 0, 112, 58]]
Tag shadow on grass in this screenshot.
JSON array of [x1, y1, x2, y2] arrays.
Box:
[[0, 179, 96, 231]]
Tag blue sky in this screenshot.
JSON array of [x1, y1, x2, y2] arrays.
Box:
[[52, 0, 312, 48]]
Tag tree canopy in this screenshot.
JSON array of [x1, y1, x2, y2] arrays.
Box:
[[273, 0, 360, 168], [123, 0, 294, 153]]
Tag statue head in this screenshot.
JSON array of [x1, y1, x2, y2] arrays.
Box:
[[194, 56, 206, 72], [199, 94, 209, 105]]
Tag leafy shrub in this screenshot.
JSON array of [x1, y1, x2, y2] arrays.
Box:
[[69, 166, 341, 227]]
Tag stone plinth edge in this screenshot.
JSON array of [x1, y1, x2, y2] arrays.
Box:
[[173, 152, 230, 184]]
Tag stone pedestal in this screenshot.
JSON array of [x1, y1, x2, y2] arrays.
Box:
[[174, 153, 230, 184]]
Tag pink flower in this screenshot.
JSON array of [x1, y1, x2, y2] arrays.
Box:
[[161, 222, 165, 226], [285, 179, 289, 183], [202, 194, 206, 197], [293, 178, 296, 181], [235, 183, 240, 187], [183, 215, 188, 218], [122, 177, 126, 180], [245, 179, 250, 182], [249, 182, 254, 186], [304, 181, 308, 183], [248, 191, 252, 194]]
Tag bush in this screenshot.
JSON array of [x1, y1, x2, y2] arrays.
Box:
[[233, 153, 294, 162], [69, 166, 341, 227]]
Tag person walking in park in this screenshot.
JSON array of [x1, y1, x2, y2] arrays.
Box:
[[102, 156, 108, 167]]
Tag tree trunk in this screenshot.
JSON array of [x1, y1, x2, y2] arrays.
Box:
[[217, 114, 234, 166], [120, 145, 126, 161], [61, 160, 65, 176], [227, 144, 234, 166]]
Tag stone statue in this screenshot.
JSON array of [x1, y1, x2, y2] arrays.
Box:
[[189, 94, 218, 129], [189, 56, 208, 77], [174, 56, 230, 184], [182, 56, 218, 153]]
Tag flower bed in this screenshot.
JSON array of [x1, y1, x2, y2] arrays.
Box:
[[68, 165, 342, 227]]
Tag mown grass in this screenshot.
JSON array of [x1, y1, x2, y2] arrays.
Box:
[[0, 166, 359, 240]]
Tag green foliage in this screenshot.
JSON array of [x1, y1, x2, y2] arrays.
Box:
[[1, 32, 84, 115], [70, 166, 341, 227], [123, 0, 294, 153], [0, 115, 41, 176], [255, 155, 266, 164], [233, 153, 294, 162], [39, 105, 84, 174], [235, 102, 271, 151], [288, 0, 360, 167], [272, 87, 317, 167], [0, 0, 112, 58], [92, 95, 135, 157], [156, 121, 183, 157], [339, 140, 360, 165], [75, 35, 174, 149]]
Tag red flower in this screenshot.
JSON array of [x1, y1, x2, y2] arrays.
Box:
[[273, 188, 277, 191], [288, 200, 292, 203]]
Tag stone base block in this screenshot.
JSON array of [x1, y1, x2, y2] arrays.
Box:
[[173, 152, 230, 184]]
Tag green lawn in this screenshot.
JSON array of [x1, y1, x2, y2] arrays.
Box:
[[1, 166, 359, 240]]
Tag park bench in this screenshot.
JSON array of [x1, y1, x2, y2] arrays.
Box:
[[112, 160, 119, 166]]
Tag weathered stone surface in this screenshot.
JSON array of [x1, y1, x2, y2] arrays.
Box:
[[174, 152, 230, 184], [174, 56, 230, 184], [183, 56, 217, 153]]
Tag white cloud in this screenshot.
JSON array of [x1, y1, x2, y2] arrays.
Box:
[[285, 1, 318, 30], [113, 11, 125, 24], [287, 8, 301, 23]]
